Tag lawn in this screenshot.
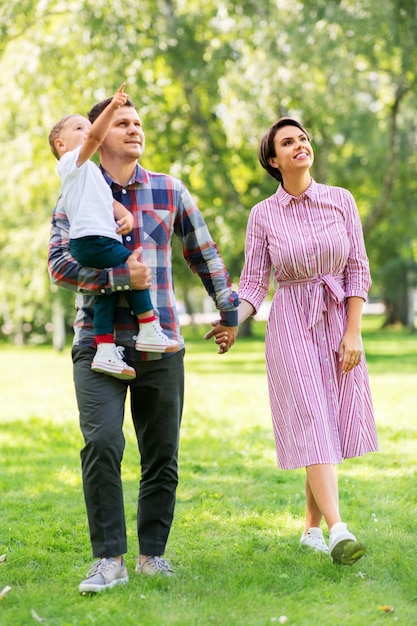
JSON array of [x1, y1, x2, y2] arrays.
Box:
[[0, 317, 416, 626]]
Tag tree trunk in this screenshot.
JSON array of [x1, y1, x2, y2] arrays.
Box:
[[406, 266, 416, 333], [52, 299, 66, 351]]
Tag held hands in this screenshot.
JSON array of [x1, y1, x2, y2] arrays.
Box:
[[338, 330, 364, 373], [126, 247, 152, 290], [111, 83, 129, 109], [204, 320, 238, 354], [116, 212, 134, 235]]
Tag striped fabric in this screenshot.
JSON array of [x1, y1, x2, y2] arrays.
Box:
[[239, 179, 378, 469]]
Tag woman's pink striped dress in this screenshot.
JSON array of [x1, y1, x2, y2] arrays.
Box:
[[239, 179, 378, 470]]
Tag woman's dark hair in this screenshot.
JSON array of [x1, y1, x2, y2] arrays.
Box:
[[88, 96, 136, 124], [258, 117, 310, 182]]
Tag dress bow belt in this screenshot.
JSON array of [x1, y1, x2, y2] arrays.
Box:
[[276, 274, 346, 352]]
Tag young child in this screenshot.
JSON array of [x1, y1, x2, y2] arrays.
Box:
[[49, 83, 179, 380]]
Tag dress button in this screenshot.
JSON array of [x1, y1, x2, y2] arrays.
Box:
[[122, 189, 127, 194], [126, 236, 131, 242]]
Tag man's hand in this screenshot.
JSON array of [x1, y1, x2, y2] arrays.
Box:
[[126, 247, 152, 290], [204, 320, 238, 354]]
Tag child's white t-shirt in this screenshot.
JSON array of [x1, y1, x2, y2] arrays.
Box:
[[57, 145, 122, 242]]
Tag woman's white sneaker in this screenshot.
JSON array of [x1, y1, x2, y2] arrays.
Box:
[[300, 527, 329, 553], [329, 522, 366, 565]]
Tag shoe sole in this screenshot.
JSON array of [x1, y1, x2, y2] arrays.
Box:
[[135, 344, 180, 353], [331, 539, 366, 565], [79, 575, 129, 594], [135, 566, 173, 576], [91, 367, 136, 380], [135, 562, 174, 576]]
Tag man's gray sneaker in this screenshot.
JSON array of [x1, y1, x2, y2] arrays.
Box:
[[79, 557, 129, 593], [135, 556, 173, 576]]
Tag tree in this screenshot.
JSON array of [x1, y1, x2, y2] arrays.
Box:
[[1, 0, 416, 345]]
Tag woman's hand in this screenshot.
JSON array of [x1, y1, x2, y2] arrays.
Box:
[[339, 330, 363, 373]]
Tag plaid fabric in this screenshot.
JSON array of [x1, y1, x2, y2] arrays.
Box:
[[48, 164, 239, 360]]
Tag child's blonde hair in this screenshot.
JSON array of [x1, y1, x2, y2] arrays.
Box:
[[48, 114, 78, 160]]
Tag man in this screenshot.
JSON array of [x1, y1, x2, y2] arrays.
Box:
[[48, 92, 239, 594]]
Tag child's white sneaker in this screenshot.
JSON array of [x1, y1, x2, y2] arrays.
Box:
[[135, 320, 179, 353], [300, 527, 329, 553], [91, 343, 136, 380], [329, 522, 366, 565]]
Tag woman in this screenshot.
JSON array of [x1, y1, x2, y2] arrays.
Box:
[[208, 117, 378, 565]]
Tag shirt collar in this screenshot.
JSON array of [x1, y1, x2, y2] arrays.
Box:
[[275, 178, 318, 207], [99, 163, 150, 188]]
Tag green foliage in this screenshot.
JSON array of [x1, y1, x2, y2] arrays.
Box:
[[0, 323, 417, 624], [1, 0, 416, 342]]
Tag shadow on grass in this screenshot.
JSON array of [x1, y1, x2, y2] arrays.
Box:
[[1, 409, 417, 625], [0, 417, 85, 557], [1, 335, 417, 624], [364, 351, 417, 374], [2, 413, 415, 528]]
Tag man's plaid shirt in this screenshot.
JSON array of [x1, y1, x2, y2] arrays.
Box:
[[48, 164, 239, 360]]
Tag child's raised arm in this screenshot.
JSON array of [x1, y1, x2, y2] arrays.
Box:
[[76, 83, 128, 167]]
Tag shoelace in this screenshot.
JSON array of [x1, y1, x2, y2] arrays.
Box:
[[86, 558, 117, 578], [145, 556, 173, 572], [311, 536, 325, 548], [114, 345, 127, 361], [307, 533, 327, 550], [152, 325, 173, 341]]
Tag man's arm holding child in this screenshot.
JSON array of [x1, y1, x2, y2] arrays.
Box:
[[48, 197, 149, 294]]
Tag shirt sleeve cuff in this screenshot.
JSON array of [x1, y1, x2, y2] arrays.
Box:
[[109, 265, 131, 293], [219, 309, 239, 327], [345, 288, 368, 302]]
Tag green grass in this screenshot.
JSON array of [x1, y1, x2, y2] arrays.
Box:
[[0, 317, 416, 625]]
